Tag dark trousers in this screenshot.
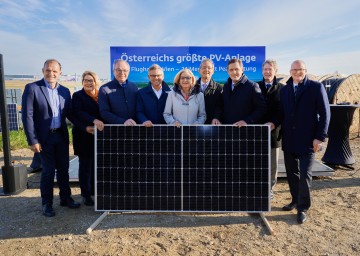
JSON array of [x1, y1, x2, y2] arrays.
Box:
[[39, 131, 71, 205], [78, 155, 94, 198], [283, 151, 314, 211]]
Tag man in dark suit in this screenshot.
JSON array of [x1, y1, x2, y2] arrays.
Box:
[[268, 60, 330, 224], [212, 58, 266, 126], [22, 59, 80, 217], [194, 59, 223, 124], [258, 59, 283, 198], [136, 64, 171, 126], [99, 59, 138, 125]]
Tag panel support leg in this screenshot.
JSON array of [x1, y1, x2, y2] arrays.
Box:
[[259, 213, 275, 235], [86, 211, 110, 234]]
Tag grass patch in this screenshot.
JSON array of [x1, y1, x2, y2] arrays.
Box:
[[0, 126, 73, 151]]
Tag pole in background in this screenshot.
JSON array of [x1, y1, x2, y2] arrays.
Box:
[[0, 54, 27, 195]]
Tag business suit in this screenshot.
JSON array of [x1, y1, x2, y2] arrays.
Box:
[[136, 81, 171, 124], [258, 78, 283, 188], [274, 75, 330, 212], [71, 88, 102, 198], [22, 78, 73, 207], [215, 75, 266, 124], [195, 78, 223, 124]]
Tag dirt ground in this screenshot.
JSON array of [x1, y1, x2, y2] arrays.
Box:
[[0, 136, 359, 256]]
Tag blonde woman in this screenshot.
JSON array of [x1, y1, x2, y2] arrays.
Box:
[[163, 69, 206, 126], [71, 71, 104, 206]]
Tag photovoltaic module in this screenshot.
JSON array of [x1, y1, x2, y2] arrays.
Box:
[[95, 125, 270, 212]]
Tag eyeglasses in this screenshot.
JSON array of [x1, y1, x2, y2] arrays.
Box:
[[149, 74, 163, 78], [83, 79, 95, 83], [114, 69, 129, 73], [180, 76, 192, 80], [291, 68, 306, 72]]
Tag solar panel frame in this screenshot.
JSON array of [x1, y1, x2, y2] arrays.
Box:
[[95, 125, 270, 213], [0, 103, 19, 132]]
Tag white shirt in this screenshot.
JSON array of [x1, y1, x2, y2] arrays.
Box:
[[152, 85, 162, 99]]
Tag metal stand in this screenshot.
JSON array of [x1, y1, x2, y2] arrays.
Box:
[[86, 211, 110, 234], [86, 211, 275, 235], [259, 213, 275, 235]]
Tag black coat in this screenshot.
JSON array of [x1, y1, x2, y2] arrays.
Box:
[[71, 89, 102, 158], [214, 75, 266, 124], [258, 78, 283, 148], [195, 78, 223, 124]]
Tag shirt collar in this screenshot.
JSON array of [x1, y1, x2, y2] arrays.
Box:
[[44, 79, 59, 90]]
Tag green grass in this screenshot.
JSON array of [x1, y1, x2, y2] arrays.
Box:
[[0, 126, 73, 151]]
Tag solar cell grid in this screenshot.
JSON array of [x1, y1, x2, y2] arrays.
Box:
[[0, 103, 19, 132], [96, 125, 270, 212]]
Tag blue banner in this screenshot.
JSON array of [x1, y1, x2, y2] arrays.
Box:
[[110, 46, 265, 86]]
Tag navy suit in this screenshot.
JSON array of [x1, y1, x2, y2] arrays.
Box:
[[22, 79, 72, 206], [274, 76, 330, 211], [136, 81, 171, 124], [71, 89, 102, 197], [195, 78, 223, 124], [214, 75, 266, 124], [99, 79, 138, 124]]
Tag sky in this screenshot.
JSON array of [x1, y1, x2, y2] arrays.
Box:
[[1, 0, 360, 79]]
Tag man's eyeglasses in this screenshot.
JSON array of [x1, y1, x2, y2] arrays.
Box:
[[149, 74, 163, 78], [114, 69, 129, 73], [291, 68, 306, 72]]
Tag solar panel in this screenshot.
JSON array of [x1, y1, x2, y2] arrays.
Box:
[[0, 103, 19, 132], [95, 125, 270, 212]]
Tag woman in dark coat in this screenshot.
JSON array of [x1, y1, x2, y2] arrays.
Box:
[[71, 71, 104, 206]]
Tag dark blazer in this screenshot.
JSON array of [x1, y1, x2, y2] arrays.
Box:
[[195, 78, 223, 124], [274, 76, 330, 154], [21, 79, 71, 146], [214, 75, 266, 124], [136, 81, 171, 124], [258, 78, 283, 148], [98, 79, 138, 124], [71, 89, 102, 158]]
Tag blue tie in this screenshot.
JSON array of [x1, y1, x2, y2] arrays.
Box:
[[266, 83, 271, 90], [294, 85, 298, 96]]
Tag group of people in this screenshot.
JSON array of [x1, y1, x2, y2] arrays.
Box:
[[21, 57, 330, 224]]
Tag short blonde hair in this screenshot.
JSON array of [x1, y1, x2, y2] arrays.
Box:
[[82, 70, 101, 87], [173, 68, 196, 86]]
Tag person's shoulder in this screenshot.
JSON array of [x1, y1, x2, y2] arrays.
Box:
[[26, 79, 43, 88], [127, 81, 138, 89], [137, 84, 151, 95], [72, 88, 84, 97]]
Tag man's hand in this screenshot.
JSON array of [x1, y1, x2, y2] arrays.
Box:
[[234, 120, 247, 128], [313, 139, 323, 153], [174, 121, 181, 128], [265, 122, 275, 131], [211, 119, 221, 125], [30, 143, 42, 153], [124, 119, 137, 126], [143, 120, 153, 127]]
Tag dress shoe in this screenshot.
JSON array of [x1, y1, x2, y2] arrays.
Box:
[[83, 196, 94, 206], [297, 211, 307, 224], [27, 166, 42, 173], [42, 204, 55, 217], [282, 202, 297, 211], [60, 198, 81, 208]]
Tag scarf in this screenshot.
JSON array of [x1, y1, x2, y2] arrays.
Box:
[[85, 88, 99, 103]]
